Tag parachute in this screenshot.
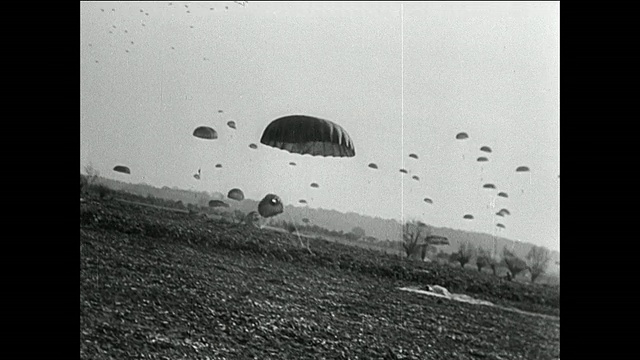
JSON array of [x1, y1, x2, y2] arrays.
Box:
[[480, 146, 492, 153], [368, 163, 378, 169], [456, 132, 469, 140], [113, 165, 130, 174], [499, 208, 511, 216], [249, 143, 258, 149], [193, 174, 200, 180], [260, 115, 355, 157], [497, 192, 508, 198], [412, 175, 420, 181], [399, 169, 408, 174], [516, 166, 530, 172], [215, 164, 223, 168], [227, 121, 236, 129], [483, 184, 496, 189], [477, 157, 488, 162], [258, 194, 284, 218], [409, 153, 418, 159], [310, 183, 319, 188], [208, 200, 229, 208], [218, 110, 223, 113], [227, 188, 245, 201], [496, 223, 506, 229], [289, 162, 297, 166], [298, 199, 307, 204], [423, 198, 433, 204], [495, 212, 505, 217], [463, 214, 474, 220], [193, 126, 218, 140]]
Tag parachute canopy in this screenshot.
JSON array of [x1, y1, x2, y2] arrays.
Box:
[[483, 183, 496, 189], [516, 166, 530, 172], [193, 174, 200, 180], [497, 192, 508, 198], [496, 223, 506, 229], [412, 175, 420, 181], [249, 143, 258, 149], [215, 164, 222, 168], [495, 212, 505, 217], [423, 198, 433, 204], [227, 188, 245, 201], [456, 132, 469, 140], [113, 165, 130, 174], [477, 157, 489, 162], [208, 200, 229, 208], [399, 169, 408, 174], [298, 199, 307, 204], [289, 162, 297, 166], [260, 115, 355, 157], [463, 214, 474, 220], [310, 183, 319, 188], [409, 153, 418, 159], [499, 208, 511, 216], [368, 163, 378, 169], [193, 126, 218, 140], [227, 121, 236, 129], [480, 146, 492, 153], [258, 194, 283, 218]]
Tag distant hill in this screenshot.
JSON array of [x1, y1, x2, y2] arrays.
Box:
[[92, 176, 559, 274]]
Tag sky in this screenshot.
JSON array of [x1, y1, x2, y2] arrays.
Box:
[[80, 1, 559, 251]]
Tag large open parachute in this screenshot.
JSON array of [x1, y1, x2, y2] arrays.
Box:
[[456, 132, 469, 140], [260, 115, 355, 157], [227, 188, 245, 201], [193, 126, 218, 140], [480, 146, 492, 153], [258, 194, 284, 218], [113, 165, 130, 174]]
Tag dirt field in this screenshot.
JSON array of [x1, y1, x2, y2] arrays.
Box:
[[80, 197, 559, 359]]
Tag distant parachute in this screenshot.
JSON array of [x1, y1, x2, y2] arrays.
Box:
[[249, 143, 258, 149], [227, 188, 245, 201], [498, 192, 509, 198], [496, 223, 506, 229], [456, 132, 469, 140], [409, 153, 418, 159], [477, 157, 489, 162], [480, 146, 492, 153], [113, 165, 130, 174], [310, 183, 319, 188], [227, 121, 236, 129], [193, 174, 200, 180], [368, 163, 378, 169], [215, 164, 222, 168], [208, 200, 229, 208], [423, 198, 433, 204], [463, 214, 474, 220], [516, 166, 530, 172], [289, 162, 297, 166], [218, 110, 223, 113], [412, 175, 420, 181], [399, 169, 408, 174], [499, 208, 511, 216], [298, 199, 307, 204], [483, 184, 496, 189], [193, 126, 218, 140], [258, 194, 284, 218], [260, 115, 355, 157], [495, 212, 505, 217]]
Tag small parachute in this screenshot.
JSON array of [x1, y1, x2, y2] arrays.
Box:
[[249, 143, 258, 149], [409, 153, 418, 159], [218, 110, 224, 113], [227, 121, 236, 129], [310, 183, 319, 188], [368, 163, 378, 169], [499, 208, 511, 216], [399, 169, 408, 174], [456, 132, 469, 140], [258, 194, 284, 218], [516, 166, 530, 172], [497, 192, 508, 198], [423, 198, 433, 204], [495, 212, 505, 217], [193, 126, 218, 140], [302, 218, 310, 224], [227, 188, 245, 201], [215, 164, 223, 168], [412, 175, 420, 181], [298, 199, 307, 204], [193, 173, 200, 180], [480, 146, 492, 153], [496, 223, 506, 229], [477, 157, 489, 162], [208, 200, 229, 208], [463, 214, 474, 220], [260, 115, 355, 157], [113, 165, 130, 174], [483, 183, 496, 189], [289, 162, 297, 166]]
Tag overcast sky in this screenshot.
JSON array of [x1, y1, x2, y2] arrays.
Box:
[[80, 1, 559, 251]]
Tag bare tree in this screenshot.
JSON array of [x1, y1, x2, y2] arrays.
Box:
[[83, 162, 100, 185], [526, 245, 551, 283], [451, 241, 476, 268], [502, 247, 528, 280], [402, 220, 448, 260]]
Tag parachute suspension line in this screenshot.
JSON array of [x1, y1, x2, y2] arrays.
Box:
[[286, 210, 312, 254]]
